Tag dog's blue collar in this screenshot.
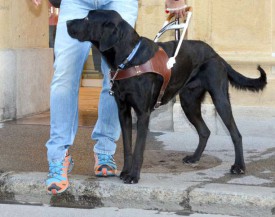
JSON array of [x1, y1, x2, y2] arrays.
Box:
[[118, 40, 141, 69]]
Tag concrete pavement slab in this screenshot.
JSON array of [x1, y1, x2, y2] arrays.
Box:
[[190, 183, 275, 217]]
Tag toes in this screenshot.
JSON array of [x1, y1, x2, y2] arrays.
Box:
[[123, 176, 139, 184], [119, 171, 128, 180], [120, 170, 139, 184], [230, 165, 245, 174], [121, 173, 139, 184], [182, 156, 198, 164]]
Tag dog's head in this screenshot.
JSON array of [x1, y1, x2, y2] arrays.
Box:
[[67, 10, 138, 52]]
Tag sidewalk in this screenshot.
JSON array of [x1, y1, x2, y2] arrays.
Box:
[[0, 89, 275, 216]]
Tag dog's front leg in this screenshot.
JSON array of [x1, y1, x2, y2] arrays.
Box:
[[123, 113, 150, 184], [117, 101, 133, 180]]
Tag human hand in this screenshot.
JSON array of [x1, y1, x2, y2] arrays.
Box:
[[165, 0, 186, 18], [31, 0, 42, 7]]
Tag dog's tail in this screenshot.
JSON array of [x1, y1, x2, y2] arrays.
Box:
[[226, 63, 267, 92]]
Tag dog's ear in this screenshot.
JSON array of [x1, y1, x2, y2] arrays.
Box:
[[99, 22, 120, 52]]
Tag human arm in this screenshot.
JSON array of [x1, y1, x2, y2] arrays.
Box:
[[165, 0, 186, 18]]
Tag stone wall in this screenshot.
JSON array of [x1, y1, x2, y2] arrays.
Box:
[[136, 0, 275, 131], [137, 0, 275, 107], [1, 0, 274, 123], [187, 0, 275, 106], [0, 0, 53, 121]]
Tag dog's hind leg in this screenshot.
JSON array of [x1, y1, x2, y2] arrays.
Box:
[[179, 84, 210, 164], [211, 94, 245, 174], [208, 76, 245, 174]]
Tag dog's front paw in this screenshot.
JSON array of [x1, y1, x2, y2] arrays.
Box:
[[119, 171, 128, 180], [122, 174, 139, 184], [230, 164, 245, 174], [182, 155, 199, 164]]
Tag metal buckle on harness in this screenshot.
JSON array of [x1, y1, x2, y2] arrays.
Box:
[[135, 65, 141, 74], [109, 69, 120, 96], [109, 79, 114, 96], [154, 101, 162, 109]]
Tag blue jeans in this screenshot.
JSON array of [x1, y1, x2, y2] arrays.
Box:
[[46, 0, 138, 161]]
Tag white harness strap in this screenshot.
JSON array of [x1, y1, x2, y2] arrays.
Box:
[[167, 11, 192, 69], [154, 9, 193, 69]]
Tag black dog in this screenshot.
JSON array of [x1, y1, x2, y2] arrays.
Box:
[[67, 10, 267, 184]]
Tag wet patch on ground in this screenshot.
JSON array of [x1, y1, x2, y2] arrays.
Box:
[[50, 191, 103, 209], [141, 151, 221, 173], [0, 172, 15, 203], [209, 153, 275, 187], [0, 125, 221, 175], [244, 154, 275, 187]]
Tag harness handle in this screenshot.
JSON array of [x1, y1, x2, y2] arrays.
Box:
[[167, 8, 192, 69]]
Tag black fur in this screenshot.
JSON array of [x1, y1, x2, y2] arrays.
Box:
[[67, 10, 267, 184]]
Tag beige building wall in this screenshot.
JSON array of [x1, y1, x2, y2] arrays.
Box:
[[137, 0, 275, 108], [0, 0, 49, 49], [1, 0, 274, 121], [136, 0, 170, 40], [0, 0, 53, 121]]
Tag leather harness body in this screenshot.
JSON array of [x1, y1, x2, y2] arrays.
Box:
[[110, 48, 171, 108]]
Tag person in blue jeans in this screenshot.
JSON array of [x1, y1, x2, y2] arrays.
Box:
[[32, 0, 186, 194]]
